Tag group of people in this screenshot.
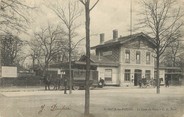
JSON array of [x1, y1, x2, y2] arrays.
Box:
[[138, 77, 148, 88], [138, 77, 170, 88], [138, 77, 158, 88]]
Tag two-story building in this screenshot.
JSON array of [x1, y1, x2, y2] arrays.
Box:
[[46, 30, 183, 87], [90, 30, 156, 86]]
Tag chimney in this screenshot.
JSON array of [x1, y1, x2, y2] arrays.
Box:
[[100, 33, 105, 44], [113, 29, 118, 40]]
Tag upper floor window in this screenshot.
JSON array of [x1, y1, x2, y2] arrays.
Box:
[[125, 50, 130, 63], [146, 52, 150, 64], [136, 51, 140, 64]]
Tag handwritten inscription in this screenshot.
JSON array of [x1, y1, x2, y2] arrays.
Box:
[[38, 104, 71, 114]]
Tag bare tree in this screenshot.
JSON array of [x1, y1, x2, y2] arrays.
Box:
[[79, 0, 99, 116], [139, 0, 184, 94], [0, 0, 33, 33], [0, 33, 23, 66], [49, 0, 83, 94], [29, 25, 67, 76], [162, 40, 181, 67], [25, 39, 42, 71]]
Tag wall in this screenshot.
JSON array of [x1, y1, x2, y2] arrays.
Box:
[[96, 46, 120, 62], [119, 39, 155, 85], [158, 69, 165, 85], [97, 66, 119, 85]]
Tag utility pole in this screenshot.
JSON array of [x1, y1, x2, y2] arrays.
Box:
[[130, 0, 132, 36]]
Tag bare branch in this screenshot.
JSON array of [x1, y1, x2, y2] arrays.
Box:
[[79, 0, 85, 5], [89, 0, 99, 11]]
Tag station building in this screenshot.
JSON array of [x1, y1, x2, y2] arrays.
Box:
[[86, 30, 184, 86], [88, 30, 156, 86]]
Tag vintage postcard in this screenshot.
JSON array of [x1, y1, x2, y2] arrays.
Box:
[[0, 0, 184, 117]]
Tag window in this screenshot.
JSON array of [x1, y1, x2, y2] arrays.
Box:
[[146, 52, 150, 64], [145, 70, 151, 80], [125, 50, 130, 63], [124, 69, 131, 81], [104, 69, 112, 82], [136, 51, 140, 64]]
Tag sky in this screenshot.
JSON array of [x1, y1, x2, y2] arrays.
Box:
[[19, 0, 184, 66], [23, 0, 184, 49], [23, 0, 141, 47]]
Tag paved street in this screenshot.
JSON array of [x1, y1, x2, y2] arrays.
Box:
[[0, 86, 184, 117]]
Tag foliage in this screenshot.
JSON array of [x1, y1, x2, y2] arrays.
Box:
[[1, 33, 24, 66]]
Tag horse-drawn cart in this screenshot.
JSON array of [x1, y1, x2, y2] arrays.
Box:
[[61, 69, 99, 90]]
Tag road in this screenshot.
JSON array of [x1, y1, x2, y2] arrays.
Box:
[[0, 86, 184, 117]]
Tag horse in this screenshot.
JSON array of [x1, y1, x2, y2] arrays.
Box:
[[43, 76, 51, 90], [53, 78, 61, 90]]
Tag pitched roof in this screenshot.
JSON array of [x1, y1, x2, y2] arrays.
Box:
[[79, 55, 119, 67], [91, 32, 156, 49]]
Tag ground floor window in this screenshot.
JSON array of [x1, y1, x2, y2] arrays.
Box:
[[145, 70, 151, 80], [125, 69, 131, 81], [104, 69, 112, 82]]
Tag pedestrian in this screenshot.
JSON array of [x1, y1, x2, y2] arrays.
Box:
[[165, 78, 169, 87], [53, 78, 58, 90], [138, 78, 142, 88], [57, 77, 61, 90], [153, 78, 156, 88], [64, 77, 68, 94], [99, 78, 104, 88], [179, 78, 182, 86], [43, 75, 51, 90]]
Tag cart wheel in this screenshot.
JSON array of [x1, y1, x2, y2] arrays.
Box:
[[73, 86, 80, 90]]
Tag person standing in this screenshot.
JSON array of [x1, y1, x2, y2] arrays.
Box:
[[99, 78, 105, 88], [165, 77, 169, 87], [138, 78, 142, 88], [64, 77, 68, 94]]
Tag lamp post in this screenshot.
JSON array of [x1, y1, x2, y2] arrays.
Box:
[[61, 71, 67, 94]]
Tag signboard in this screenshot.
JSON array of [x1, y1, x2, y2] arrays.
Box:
[[1, 66, 17, 78], [103, 51, 112, 56]]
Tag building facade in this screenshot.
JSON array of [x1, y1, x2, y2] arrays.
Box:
[[91, 30, 156, 86]]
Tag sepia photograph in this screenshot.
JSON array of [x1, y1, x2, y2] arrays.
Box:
[[0, 0, 184, 117]]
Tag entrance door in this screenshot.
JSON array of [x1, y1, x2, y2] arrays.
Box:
[[134, 69, 142, 86]]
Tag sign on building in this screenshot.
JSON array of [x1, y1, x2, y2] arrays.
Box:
[[103, 51, 112, 56]]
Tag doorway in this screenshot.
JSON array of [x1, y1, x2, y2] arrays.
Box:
[[134, 69, 142, 86]]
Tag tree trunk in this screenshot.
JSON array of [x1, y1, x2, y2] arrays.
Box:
[[156, 50, 160, 94], [69, 28, 72, 94], [84, 1, 90, 115], [32, 56, 35, 72]]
